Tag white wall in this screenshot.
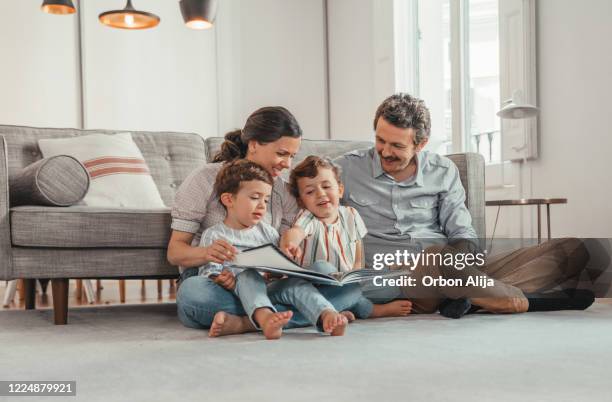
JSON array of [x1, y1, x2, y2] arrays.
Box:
[[80, 0, 218, 136], [327, 0, 395, 141], [216, 0, 329, 139], [0, 0, 80, 128], [507, 0, 612, 238]]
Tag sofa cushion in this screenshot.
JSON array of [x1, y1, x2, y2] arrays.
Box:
[[10, 206, 171, 248], [9, 155, 89, 207], [38, 133, 166, 209]]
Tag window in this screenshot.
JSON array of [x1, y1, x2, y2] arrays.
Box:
[[466, 0, 501, 164], [394, 0, 536, 165]]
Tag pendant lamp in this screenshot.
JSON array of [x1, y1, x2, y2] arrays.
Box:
[[99, 0, 160, 30], [41, 0, 76, 15], [180, 0, 217, 30]]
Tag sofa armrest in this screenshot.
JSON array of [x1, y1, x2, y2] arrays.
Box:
[[446, 152, 485, 239], [0, 135, 12, 280]]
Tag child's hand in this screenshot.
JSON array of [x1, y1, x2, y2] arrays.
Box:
[[212, 270, 236, 290], [204, 239, 238, 264], [279, 227, 305, 261], [282, 242, 303, 261], [263, 272, 285, 282]]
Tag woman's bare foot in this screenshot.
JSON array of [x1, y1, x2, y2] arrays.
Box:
[[320, 309, 348, 336], [259, 311, 293, 340], [208, 312, 256, 337], [370, 300, 412, 318], [340, 311, 356, 322]]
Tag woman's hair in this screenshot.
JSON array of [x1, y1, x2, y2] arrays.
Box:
[[289, 156, 342, 198], [214, 159, 273, 205], [373, 93, 431, 145], [213, 106, 303, 163]]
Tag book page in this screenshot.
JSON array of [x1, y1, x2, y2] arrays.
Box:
[[232, 244, 312, 273]]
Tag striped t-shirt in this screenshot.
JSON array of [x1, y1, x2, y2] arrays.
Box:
[[198, 221, 280, 277], [294, 206, 367, 272]]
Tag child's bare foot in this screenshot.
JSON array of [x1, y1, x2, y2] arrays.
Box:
[[259, 311, 293, 340], [340, 311, 356, 322], [320, 309, 348, 336], [370, 300, 412, 318], [208, 312, 256, 337]]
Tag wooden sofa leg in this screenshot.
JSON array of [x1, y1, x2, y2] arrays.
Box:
[[24, 279, 36, 310], [119, 279, 126, 303], [52, 279, 69, 325]]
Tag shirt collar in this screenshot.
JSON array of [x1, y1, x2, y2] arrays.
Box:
[[371, 150, 385, 178], [371, 149, 425, 186]]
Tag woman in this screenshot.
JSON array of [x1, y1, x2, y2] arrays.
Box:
[[168, 106, 360, 334]]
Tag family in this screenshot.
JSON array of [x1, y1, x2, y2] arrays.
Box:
[[167, 93, 594, 339]]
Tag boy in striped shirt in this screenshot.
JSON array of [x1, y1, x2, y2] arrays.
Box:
[[283, 156, 412, 320]]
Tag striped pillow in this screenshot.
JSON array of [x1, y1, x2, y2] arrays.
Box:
[[38, 133, 165, 208]]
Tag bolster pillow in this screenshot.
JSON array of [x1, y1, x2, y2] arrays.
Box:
[[9, 155, 90, 207]]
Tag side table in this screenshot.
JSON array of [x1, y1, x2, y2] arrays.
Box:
[[485, 198, 567, 244]]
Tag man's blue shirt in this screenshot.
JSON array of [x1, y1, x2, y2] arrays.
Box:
[[334, 148, 477, 244]]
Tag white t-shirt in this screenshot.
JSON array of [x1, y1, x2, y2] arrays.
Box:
[[198, 221, 280, 277]]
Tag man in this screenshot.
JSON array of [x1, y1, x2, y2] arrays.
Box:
[[334, 93, 593, 316]]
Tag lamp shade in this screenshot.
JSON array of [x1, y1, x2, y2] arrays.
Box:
[[180, 0, 217, 30], [99, 0, 160, 30], [41, 0, 76, 15], [497, 90, 539, 119]]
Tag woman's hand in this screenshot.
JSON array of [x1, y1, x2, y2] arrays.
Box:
[[203, 239, 239, 264], [169, 231, 237, 267], [211, 270, 236, 290]]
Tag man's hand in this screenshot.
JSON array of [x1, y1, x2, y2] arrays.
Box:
[[203, 239, 238, 264], [211, 270, 236, 290]]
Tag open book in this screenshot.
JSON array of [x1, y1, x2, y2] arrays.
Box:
[[230, 244, 409, 286]]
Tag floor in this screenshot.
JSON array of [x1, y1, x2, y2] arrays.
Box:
[[2, 281, 611, 402]]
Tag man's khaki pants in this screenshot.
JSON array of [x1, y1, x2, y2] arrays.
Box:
[[401, 238, 589, 314]]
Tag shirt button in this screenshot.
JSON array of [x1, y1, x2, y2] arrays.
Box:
[[165, 155, 172, 161], [170, 183, 177, 189]]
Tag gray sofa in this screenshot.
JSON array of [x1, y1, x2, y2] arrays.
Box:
[[0, 125, 485, 324]]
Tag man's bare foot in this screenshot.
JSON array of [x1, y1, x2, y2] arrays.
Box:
[[208, 312, 256, 337], [370, 300, 412, 318], [320, 309, 348, 336], [340, 311, 356, 322], [259, 311, 293, 340]]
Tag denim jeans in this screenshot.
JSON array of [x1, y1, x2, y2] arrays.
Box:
[[233, 270, 276, 329], [177, 269, 363, 330], [306, 261, 374, 319]]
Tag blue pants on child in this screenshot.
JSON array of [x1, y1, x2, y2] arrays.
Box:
[[305, 261, 375, 319], [177, 265, 366, 330]]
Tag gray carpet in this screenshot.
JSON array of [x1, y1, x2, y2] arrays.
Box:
[[1, 302, 611, 402]]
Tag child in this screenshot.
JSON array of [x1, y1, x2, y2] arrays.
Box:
[[199, 159, 349, 339], [282, 156, 412, 320]]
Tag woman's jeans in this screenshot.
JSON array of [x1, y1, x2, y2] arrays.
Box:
[[177, 262, 371, 330]]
